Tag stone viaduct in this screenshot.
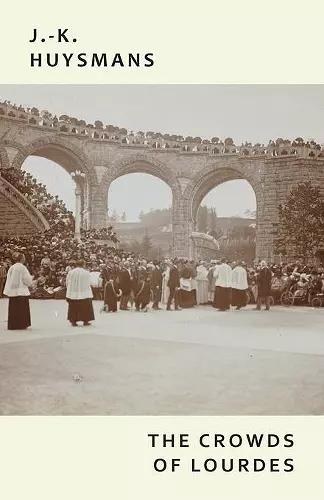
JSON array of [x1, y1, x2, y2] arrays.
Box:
[[1, 102, 324, 260]]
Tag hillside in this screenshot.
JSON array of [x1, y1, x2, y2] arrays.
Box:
[[114, 214, 255, 256]]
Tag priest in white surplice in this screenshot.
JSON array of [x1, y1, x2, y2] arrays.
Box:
[[66, 259, 95, 326], [3, 252, 33, 330], [231, 261, 248, 310], [214, 258, 232, 311], [196, 261, 208, 304]]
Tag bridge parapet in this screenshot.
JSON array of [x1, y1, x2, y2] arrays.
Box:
[[1, 101, 323, 159]]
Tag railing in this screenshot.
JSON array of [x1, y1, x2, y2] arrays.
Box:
[[1, 102, 323, 159], [0, 173, 50, 232]]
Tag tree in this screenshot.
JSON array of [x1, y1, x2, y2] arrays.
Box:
[[110, 209, 119, 222], [244, 209, 256, 219], [42, 110, 52, 120], [141, 231, 153, 258], [94, 120, 103, 129], [224, 137, 234, 146], [273, 181, 324, 259], [211, 137, 219, 144], [197, 205, 208, 232], [208, 207, 218, 232], [139, 208, 172, 227], [121, 212, 127, 222]]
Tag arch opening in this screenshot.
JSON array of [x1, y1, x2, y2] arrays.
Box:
[[192, 170, 257, 264], [22, 156, 76, 213], [9, 138, 95, 233], [107, 172, 173, 260]]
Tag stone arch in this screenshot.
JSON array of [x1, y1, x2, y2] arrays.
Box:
[[183, 161, 262, 224], [10, 136, 96, 230], [10, 135, 96, 185], [99, 153, 182, 204]]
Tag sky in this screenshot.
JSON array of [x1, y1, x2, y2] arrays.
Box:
[[1, 84, 324, 220]]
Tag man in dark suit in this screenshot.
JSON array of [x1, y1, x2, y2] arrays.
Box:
[[255, 260, 273, 310], [118, 262, 133, 310], [166, 260, 181, 311], [151, 261, 163, 310]]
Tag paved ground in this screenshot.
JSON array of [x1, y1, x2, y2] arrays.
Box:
[[0, 299, 323, 415]]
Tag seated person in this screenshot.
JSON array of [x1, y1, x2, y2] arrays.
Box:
[[308, 271, 323, 301], [293, 274, 309, 297]]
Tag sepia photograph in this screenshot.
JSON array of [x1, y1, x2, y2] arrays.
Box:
[[0, 84, 324, 415]]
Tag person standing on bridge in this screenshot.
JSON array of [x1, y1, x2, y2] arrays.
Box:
[[66, 259, 95, 326], [3, 252, 33, 330]]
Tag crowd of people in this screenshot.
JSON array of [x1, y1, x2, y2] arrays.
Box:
[[1, 230, 324, 316], [1, 167, 75, 232], [2, 247, 324, 328], [0, 167, 119, 243], [0, 254, 275, 330], [1, 165, 324, 330]]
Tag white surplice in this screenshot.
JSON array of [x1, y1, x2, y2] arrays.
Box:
[[231, 266, 248, 290], [196, 264, 208, 304], [214, 263, 232, 288], [3, 262, 33, 297], [66, 267, 93, 300]]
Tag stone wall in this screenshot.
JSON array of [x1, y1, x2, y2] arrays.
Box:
[[0, 191, 40, 236], [1, 113, 324, 260]]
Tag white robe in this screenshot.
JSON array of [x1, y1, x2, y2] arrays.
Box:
[[3, 262, 33, 297], [66, 267, 93, 300], [232, 266, 248, 290], [196, 265, 208, 304], [90, 271, 102, 288], [214, 263, 232, 288], [161, 268, 170, 304]]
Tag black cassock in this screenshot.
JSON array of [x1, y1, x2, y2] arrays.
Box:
[[104, 281, 120, 312], [67, 298, 95, 323], [8, 296, 31, 330], [231, 288, 247, 308], [214, 286, 231, 310]]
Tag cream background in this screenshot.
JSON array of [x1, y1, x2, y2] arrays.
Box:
[[1, 0, 324, 498], [0, 416, 322, 499], [1, 0, 324, 83]]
